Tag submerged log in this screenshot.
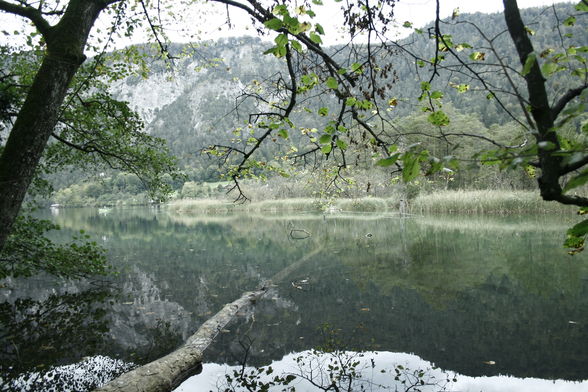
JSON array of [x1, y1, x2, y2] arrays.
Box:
[[96, 245, 323, 392]]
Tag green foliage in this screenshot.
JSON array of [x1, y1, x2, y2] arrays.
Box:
[[564, 169, 588, 193], [0, 214, 108, 279], [427, 110, 450, 126], [325, 76, 338, 89], [564, 218, 588, 254]]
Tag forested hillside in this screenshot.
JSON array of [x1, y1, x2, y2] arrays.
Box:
[[46, 3, 586, 206]]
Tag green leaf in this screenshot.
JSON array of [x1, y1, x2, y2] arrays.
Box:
[[263, 47, 277, 56], [469, 51, 486, 61], [321, 144, 332, 154], [541, 61, 560, 77], [420, 81, 430, 91], [376, 154, 400, 167], [325, 76, 338, 89], [318, 107, 329, 116], [274, 33, 288, 46], [319, 134, 331, 144], [345, 97, 357, 106], [575, 1, 588, 11], [291, 40, 303, 52], [309, 32, 322, 44], [563, 16, 576, 26], [358, 99, 373, 109], [351, 62, 363, 73], [564, 219, 588, 254], [402, 154, 421, 182], [276, 45, 286, 57], [315, 23, 325, 35], [521, 52, 536, 76], [569, 220, 588, 237], [264, 18, 283, 31], [563, 169, 588, 192], [455, 84, 470, 93], [277, 129, 289, 139], [336, 139, 348, 150], [283, 15, 301, 34], [272, 5, 288, 16], [427, 111, 450, 126], [431, 90, 443, 99], [455, 43, 472, 52]]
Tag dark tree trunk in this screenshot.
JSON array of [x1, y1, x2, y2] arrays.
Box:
[[0, 0, 113, 250], [502, 0, 568, 202]]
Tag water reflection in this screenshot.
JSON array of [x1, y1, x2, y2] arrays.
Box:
[[0, 283, 112, 380], [1, 207, 587, 388], [176, 350, 588, 392]]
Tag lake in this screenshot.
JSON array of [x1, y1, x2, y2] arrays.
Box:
[[1, 206, 587, 391]]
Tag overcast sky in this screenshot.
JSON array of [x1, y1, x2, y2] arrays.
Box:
[[161, 0, 576, 46], [396, 0, 574, 25], [0, 0, 576, 48]]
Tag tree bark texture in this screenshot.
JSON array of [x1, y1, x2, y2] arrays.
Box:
[[0, 0, 111, 250]]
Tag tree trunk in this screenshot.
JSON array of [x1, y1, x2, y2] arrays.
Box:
[[0, 0, 111, 250], [502, 0, 563, 200]]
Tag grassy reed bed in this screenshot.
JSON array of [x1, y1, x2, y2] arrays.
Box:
[[411, 190, 576, 215], [167, 198, 320, 214], [166, 196, 400, 214]]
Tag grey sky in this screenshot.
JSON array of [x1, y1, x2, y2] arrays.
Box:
[[0, 0, 577, 48]]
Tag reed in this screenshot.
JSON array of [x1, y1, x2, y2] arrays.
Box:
[[411, 190, 576, 214], [166, 196, 400, 214], [166, 198, 323, 214]]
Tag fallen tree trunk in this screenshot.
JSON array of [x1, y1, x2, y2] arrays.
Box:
[[96, 244, 323, 392], [95, 289, 267, 392]]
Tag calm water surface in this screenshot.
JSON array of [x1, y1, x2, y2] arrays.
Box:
[[1, 206, 587, 389]]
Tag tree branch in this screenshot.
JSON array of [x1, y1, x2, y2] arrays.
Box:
[[0, 0, 52, 38], [560, 154, 588, 175], [551, 84, 588, 119]]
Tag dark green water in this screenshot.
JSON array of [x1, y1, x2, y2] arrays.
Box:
[[1, 207, 587, 382]]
